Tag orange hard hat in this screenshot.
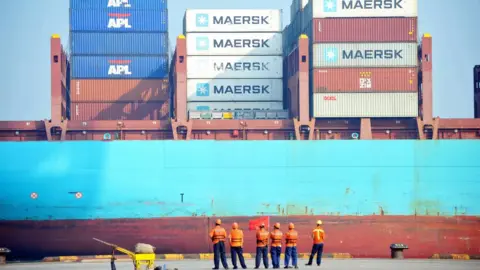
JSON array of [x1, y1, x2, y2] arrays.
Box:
[[232, 222, 238, 229], [216, 219, 222, 225], [289, 223, 294, 229], [316, 220, 323, 225], [274, 222, 280, 229]]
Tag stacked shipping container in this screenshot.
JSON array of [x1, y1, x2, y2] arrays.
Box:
[[475, 65, 480, 118], [286, 0, 419, 118], [69, 0, 169, 121], [183, 9, 284, 115]]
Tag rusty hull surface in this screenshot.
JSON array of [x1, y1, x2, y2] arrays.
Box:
[[1, 215, 478, 260], [0, 118, 479, 141]]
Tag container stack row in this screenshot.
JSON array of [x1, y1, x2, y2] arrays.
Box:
[[475, 65, 480, 118], [68, 0, 169, 121], [183, 9, 286, 119], [285, 0, 419, 118]]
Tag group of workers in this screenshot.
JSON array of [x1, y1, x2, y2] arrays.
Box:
[[209, 219, 325, 269]]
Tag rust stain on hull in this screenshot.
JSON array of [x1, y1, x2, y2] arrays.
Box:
[[0, 215, 479, 260]]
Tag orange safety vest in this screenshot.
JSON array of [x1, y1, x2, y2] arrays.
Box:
[[270, 229, 283, 247], [285, 230, 298, 247], [312, 228, 325, 244], [230, 229, 243, 247], [256, 229, 269, 247], [209, 225, 227, 244]]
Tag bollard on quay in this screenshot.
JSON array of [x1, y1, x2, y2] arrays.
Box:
[[0, 248, 11, 265], [390, 244, 409, 259]]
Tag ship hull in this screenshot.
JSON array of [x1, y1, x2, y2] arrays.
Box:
[[1, 215, 479, 260], [0, 140, 479, 259]]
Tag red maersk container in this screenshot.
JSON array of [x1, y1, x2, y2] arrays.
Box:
[[70, 79, 169, 102], [312, 68, 418, 93], [309, 17, 417, 43], [70, 102, 169, 121]]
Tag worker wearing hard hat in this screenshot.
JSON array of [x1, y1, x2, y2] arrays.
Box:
[[255, 223, 269, 269], [305, 220, 326, 266], [229, 222, 247, 269], [209, 219, 229, 269], [284, 223, 299, 269], [270, 222, 283, 269]]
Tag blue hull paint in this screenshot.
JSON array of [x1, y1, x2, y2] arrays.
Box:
[[0, 140, 479, 221]]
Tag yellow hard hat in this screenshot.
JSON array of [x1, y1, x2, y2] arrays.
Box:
[[216, 219, 222, 225], [274, 222, 280, 229], [316, 220, 323, 225], [289, 223, 295, 229]]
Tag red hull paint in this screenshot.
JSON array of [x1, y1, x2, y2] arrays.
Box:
[[1, 215, 479, 260]]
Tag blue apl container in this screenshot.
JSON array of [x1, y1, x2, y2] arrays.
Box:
[[70, 9, 168, 32], [70, 32, 169, 55], [71, 56, 169, 79], [70, 0, 168, 9]]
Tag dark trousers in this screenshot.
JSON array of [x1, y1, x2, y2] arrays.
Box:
[[213, 241, 229, 269], [270, 246, 281, 268], [284, 246, 298, 267], [231, 246, 247, 269], [255, 246, 269, 268], [307, 243, 324, 266]]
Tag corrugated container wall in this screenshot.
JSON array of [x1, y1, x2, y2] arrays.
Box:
[[313, 92, 419, 118], [304, 0, 418, 19], [70, 9, 168, 32], [70, 32, 169, 55], [475, 65, 480, 91], [312, 68, 418, 93], [286, 47, 299, 78], [71, 102, 170, 121], [187, 102, 283, 111], [312, 43, 418, 68], [70, 79, 169, 102], [70, 0, 168, 9], [186, 33, 283, 56], [306, 18, 417, 43], [71, 56, 169, 79], [186, 56, 283, 79], [68, 0, 170, 113], [290, 0, 308, 19], [186, 79, 283, 102], [184, 9, 282, 33]]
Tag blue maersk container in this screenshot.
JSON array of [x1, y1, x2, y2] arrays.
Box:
[[70, 9, 168, 32], [71, 56, 169, 79], [70, 32, 169, 55], [70, 0, 168, 9]]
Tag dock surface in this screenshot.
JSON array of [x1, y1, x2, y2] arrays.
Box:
[[5, 259, 480, 270]]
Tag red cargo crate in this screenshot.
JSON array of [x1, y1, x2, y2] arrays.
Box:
[[312, 68, 418, 93], [70, 101, 169, 121], [310, 17, 417, 43], [70, 79, 169, 102]]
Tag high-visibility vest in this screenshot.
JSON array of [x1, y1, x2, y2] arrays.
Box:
[[210, 226, 227, 244], [230, 229, 243, 247], [256, 230, 269, 247], [285, 230, 298, 247], [312, 228, 325, 244], [270, 229, 283, 247]]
